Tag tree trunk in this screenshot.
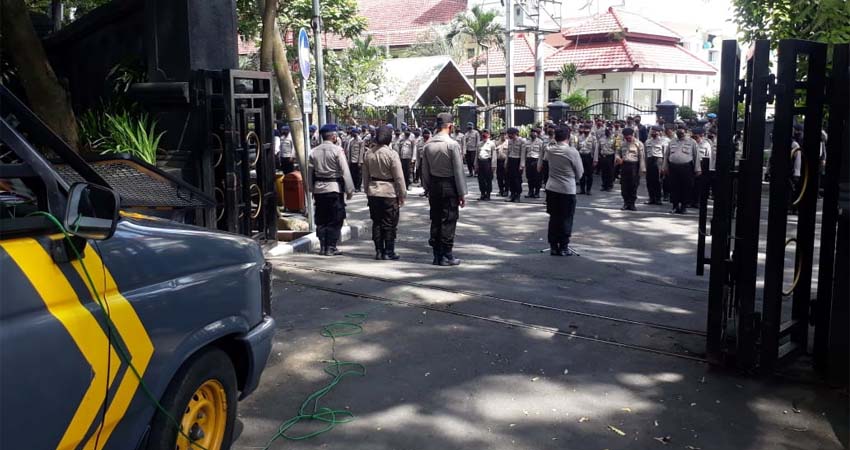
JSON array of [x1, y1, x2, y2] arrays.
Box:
[[2, 0, 80, 151], [260, 0, 305, 165]]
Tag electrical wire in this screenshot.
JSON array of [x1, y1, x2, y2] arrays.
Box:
[[28, 211, 210, 450], [262, 313, 368, 448]]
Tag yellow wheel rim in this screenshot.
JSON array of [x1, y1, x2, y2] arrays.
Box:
[[176, 379, 227, 450]]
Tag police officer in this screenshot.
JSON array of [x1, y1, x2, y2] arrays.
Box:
[[616, 128, 646, 210], [505, 127, 527, 202], [539, 127, 583, 256], [576, 124, 598, 194], [399, 128, 415, 188], [634, 115, 648, 142], [661, 124, 675, 202], [524, 128, 545, 198], [278, 125, 295, 174], [643, 125, 666, 205], [597, 126, 617, 191], [477, 129, 496, 200], [463, 122, 480, 177], [662, 127, 701, 214], [691, 128, 712, 208], [309, 124, 320, 148], [417, 129, 431, 194], [309, 124, 355, 255], [362, 125, 407, 260], [347, 128, 366, 192], [421, 113, 467, 266], [391, 127, 403, 155], [541, 125, 555, 189], [495, 130, 509, 197]]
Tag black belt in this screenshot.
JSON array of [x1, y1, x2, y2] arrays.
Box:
[[314, 177, 343, 183], [371, 177, 393, 182]]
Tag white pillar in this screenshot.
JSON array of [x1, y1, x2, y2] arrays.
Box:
[[505, 0, 514, 127], [534, 32, 545, 123]]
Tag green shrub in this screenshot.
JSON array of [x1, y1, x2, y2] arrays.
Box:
[[562, 91, 589, 111], [678, 106, 698, 121]]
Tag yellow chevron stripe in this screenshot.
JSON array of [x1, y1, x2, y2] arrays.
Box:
[[72, 246, 154, 450], [0, 238, 120, 450]]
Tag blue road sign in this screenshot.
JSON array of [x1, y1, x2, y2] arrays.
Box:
[[298, 28, 311, 79]]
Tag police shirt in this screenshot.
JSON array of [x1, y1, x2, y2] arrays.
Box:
[[617, 139, 646, 172], [348, 136, 366, 164], [362, 145, 406, 199], [524, 137, 545, 159], [576, 134, 599, 162], [663, 137, 700, 173], [280, 135, 294, 158], [421, 133, 468, 197], [538, 142, 584, 195], [309, 141, 355, 195], [598, 135, 616, 156], [495, 138, 509, 160], [506, 136, 527, 159], [464, 129, 480, 153], [400, 135, 415, 160], [477, 140, 497, 164], [644, 137, 666, 158]]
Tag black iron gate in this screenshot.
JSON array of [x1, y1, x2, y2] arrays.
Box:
[[699, 39, 849, 381]]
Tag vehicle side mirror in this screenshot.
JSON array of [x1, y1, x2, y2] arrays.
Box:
[[64, 182, 120, 240]]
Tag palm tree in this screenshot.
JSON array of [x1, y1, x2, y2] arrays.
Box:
[[558, 63, 579, 95], [447, 6, 503, 105]]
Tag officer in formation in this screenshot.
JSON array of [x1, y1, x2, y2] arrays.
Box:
[[576, 124, 598, 195], [597, 126, 617, 191], [504, 127, 527, 202], [661, 124, 676, 202], [524, 128, 545, 198], [476, 129, 497, 200], [541, 125, 555, 189], [309, 124, 354, 256], [416, 129, 431, 196], [309, 124, 320, 147], [276, 124, 295, 174], [362, 125, 407, 261], [347, 128, 366, 192], [538, 126, 583, 256], [495, 131, 509, 197], [463, 122, 480, 177], [643, 125, 666, 205], [662, 126, 701, 214], [421, 112, 467, 266], [691, 128, 713, 208], [615, 128, 646, 210], [399, 128, 416, 188]]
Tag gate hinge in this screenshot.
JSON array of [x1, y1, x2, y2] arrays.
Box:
[[764, 74, 777, 104]]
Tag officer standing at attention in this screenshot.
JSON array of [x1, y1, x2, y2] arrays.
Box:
[[417, 129, 431, 194], [391, 127, 403, 155], [616, 128, 646, 211], [538, 127, 583, 256], [576, 124, 598, 195], [422, 113, 467, 266], [495, 131, 509, 197], [347, 128, 366, 192], [597, 126, 617, 191], [463, 122, 480, 177], [662, 127, 701, 214], [505, 127, 527, 202], [399, 128, 415, 188], [310, 125, 320, 148], [411, 128, 422, 184], [661, 124, 675, 202], [309, 124, 355, 255], [691, 128, 713, 208], [278, 125, 296, 174], [643, 125, 666, 205], [541, 125, 555, 189], [524, 128, 545, 198], [476, 129, 497, 200], [362, 125, 407, 261]]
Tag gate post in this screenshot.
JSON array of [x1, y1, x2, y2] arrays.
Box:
[[656, 100, 678, 124], [548, 100, 569, 125], [458, 101, 478, 129]]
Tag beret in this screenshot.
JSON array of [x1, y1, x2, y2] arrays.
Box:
[[319, 123, 338, 133], [621, 128, 635, 136]]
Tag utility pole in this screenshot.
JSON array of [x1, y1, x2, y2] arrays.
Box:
[[505, 0, 515, 128], [311, 0, 327, 127], [534, 31, 545, 123]]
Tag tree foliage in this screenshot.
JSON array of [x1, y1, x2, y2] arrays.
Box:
[[237, 0, 366, 39], [678, 105, 698, 121], [558, 63, 579, 95], [731, 0, 850, 45], [324, 36, 385, 123], [446, 6, 503, 103], [562, 91, 588, 111], [401, 25, 465, 62]]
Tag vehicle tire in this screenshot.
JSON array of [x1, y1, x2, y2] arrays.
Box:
[[146, 347, 238, 450]]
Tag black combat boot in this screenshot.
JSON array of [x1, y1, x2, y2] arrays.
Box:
[[318, 239, 328, 256], [432, 249, 441, 265], [560, 242, 573, 256], [374, 240, 385, 260], [326, 240, 343, 256], [384, 241, 400, 260], [440, 253, 461, 266], [550, 243, 561, 256]]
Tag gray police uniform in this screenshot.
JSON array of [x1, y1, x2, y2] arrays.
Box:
[[362, 144, 407, 259], [421, 132, 467, 262], [644, 136, 667, 204], [576, 132, 598, 193], [662, 137, 700, 213], [539, 141, 584, 253], [310, 139, 354, 253], [399, 134, 416, 188], [506, 136, 527, 201], [524, 137, 545, 197], [464, 129, 481, 176], [597, 133, 617, 191], [348, 135, 366, 192]]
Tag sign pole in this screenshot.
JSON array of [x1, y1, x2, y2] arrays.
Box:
[[298, 28, 315, 231]]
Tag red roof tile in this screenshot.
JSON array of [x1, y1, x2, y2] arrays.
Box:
[[458, 33, 556, 76], [542, 38, 715, 75], [325, 0, 468, 49], [564, 7, 680, 42]]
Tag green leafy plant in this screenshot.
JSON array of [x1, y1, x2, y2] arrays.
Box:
[[702, 93, 720, 115], [452, 94, 475, 107], [558, 63, 579, 95], [678, 106, 698, 121], [562, 91, 589, 111], [97, 112, 165, 165]]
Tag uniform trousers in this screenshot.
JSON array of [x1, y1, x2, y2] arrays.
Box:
[[314, 192, 346, 245], [545, 191, 577, 247], [414, 160, 421, 184], [620, 161, 640, 206], [477, 158, 493, 197], [507, 157, 523, 198], [541, 160, 550, 188], [428, 177, 460, 254], [525, 157, 540, 195], [646, 156, 662, 202], [401, 158, 412, 189], [496, 159, 507, 194], [579, 153, 594, 192], [367, 196, 400, 242], [599, 154, 615, 190], [668, 162, 695, 209], [349, 163, 362, 191], [465, 151, 477, 176], [693, 157, 710, 206]]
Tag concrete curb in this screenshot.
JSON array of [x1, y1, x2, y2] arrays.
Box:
[[264, 220, 369, 257]]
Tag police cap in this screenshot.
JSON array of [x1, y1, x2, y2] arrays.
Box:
[[436, 112, 454, 128], [319, 124, 338, 134], [691, 127, 705, 135], [506, 127, 519, 135], [621, 128, 635, 136]]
